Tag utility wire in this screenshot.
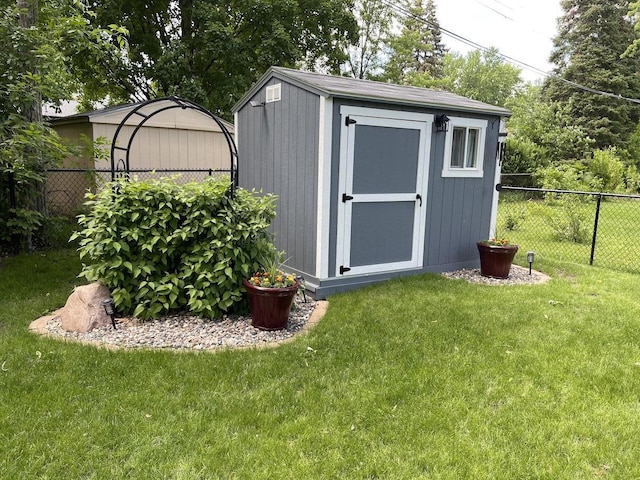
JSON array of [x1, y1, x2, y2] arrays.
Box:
[[379, 0, 640, 105], [476, 0, 515, 21], [486, 0, 515, 13]]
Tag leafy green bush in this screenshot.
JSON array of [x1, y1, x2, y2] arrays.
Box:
[[624, 164, 640, 193], [503, 137, 546, 174], [534, 148, 628, 195], [544, 195, 591, 244], [535, 162, 590, 194], [587, 147, 625, 193], [502, 203, 527, 231], [71, 177, 277, 319]]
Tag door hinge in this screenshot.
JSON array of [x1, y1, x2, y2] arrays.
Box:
[[345, 116, 357, 126], [340, 265, 351, 275], [342, 193, 354, 202], [498, 142, 506, 165]]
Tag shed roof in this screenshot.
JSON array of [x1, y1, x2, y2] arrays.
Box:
[[233, 67, 511, 117], [52, 98, 234, 132]]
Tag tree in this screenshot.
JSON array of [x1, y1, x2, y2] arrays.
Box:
[[407, 49, 522, 107], [342, 0, 395, 79], [16, 0, 41, 125], [504, 84, 593, 173], [544, 0, 640, 150], [0, 0, 126, 250], [384, 0, 446, 84], [436, 49, 522, 107], [626, 0, 640, 55], [88, 0, 358, 116]]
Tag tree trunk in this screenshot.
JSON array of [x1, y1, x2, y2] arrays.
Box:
[[18, 0, 42, 124], [17, 0, 46, 250]]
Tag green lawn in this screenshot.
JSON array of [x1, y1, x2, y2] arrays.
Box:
[[2, 250, 640, 478], [498, 193, 640, 275]]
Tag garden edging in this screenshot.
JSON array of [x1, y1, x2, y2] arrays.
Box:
[[29, 299, 328, 352]]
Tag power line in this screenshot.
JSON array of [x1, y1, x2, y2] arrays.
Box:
[[379, 0, 640, 105], [473, 0, 564, 51], [486, 0, 514, 13], [475, 0, 515, 21]]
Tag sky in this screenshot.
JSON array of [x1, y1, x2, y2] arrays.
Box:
[[434, 0, 563, 82]]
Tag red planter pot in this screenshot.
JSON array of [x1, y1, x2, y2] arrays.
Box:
[[476, 242, 519, 279], [243, 279, 298, 331]]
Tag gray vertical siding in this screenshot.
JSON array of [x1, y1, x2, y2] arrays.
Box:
[[238, 81, 503, 296], [329, 99, 501, 276], [237, 79, 320, 277], [425, 114, 500, 268]]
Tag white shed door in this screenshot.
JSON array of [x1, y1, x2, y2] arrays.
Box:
[[336, 107, 432, 276]]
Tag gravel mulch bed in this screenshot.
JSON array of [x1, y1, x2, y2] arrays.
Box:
[[442, 264, 550, 285], [40, 266, 547, 351], [44, 296, 317, 351]]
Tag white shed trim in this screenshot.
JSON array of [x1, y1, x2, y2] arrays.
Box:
[[335, 105, 432, 277], [316, 96, 333, 279], [489, 117, 507, 239]]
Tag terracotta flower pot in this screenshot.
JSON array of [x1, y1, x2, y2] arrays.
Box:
[[243, 279, 298, 330], [476, 242, 519, 279]]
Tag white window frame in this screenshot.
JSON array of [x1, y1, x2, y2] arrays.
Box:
[[442, 117, 487, 178], [266, 83, 281, 103]]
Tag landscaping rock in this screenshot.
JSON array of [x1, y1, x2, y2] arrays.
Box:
[[442, 265, 550, 285], [39, 296, 322, 351], [28, 310, 62, 334], [60, 283, 112, 333]]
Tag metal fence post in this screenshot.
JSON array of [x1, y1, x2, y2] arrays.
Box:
[[589, 194, 602, 266]]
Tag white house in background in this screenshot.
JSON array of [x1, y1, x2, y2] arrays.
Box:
[[43, 99, 82, 119]]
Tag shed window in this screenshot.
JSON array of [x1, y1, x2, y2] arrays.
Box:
[[442, 117, 487, 178], [266, 84, 281, 103]]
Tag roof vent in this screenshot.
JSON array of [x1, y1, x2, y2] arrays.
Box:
[[266, 84, 281, 103]]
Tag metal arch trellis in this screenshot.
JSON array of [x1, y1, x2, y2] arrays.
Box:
[[109, 95, 238, 191]]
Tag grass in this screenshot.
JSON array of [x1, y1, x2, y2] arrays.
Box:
[[2, 250, 640, 478], [498, 193, 640, 274]]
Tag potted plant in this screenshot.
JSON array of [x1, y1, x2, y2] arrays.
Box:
[[243, 252, 301, 330], [476, 237, 519, 279]]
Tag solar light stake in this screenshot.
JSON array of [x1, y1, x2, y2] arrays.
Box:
[[101, 298, 117, 329], [527, 251, 535, 275]]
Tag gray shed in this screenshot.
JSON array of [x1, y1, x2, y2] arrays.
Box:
[[233, 67, 511, 298]]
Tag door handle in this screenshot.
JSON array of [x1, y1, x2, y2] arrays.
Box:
[[416, 194, 422, 207]]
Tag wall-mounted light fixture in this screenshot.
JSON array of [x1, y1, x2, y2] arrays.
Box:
[[101, 297, 117, 329], [434, 114, 450, 133], [527, 251, 535, 275], [250, 100, 265, 108]]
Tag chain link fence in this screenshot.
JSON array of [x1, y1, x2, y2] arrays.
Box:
[[8, 169, 640, 276], [497, 185, 640, 274], [1, 168, 230, 254], [45, 168, 229, 217]]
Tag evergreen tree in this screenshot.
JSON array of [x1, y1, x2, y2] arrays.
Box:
[[384, 0, 446, 84], [544, 0, 640, 150]]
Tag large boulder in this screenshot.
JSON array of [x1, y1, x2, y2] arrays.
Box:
[[60, 283, 112, 333]]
